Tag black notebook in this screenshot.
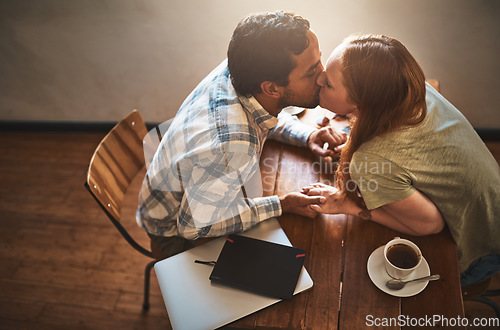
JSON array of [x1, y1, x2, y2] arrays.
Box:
[[209, 234, 306, 300]]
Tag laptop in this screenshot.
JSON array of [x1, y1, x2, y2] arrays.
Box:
[[154, 218, 314, 330]]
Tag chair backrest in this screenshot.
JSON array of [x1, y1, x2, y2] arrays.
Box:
[[86, 109, 148, 222], [426, 79, 440, 93]]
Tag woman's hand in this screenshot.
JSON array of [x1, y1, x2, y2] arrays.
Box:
[[301, 182, 357, 214], [307, 127, 347, 157]]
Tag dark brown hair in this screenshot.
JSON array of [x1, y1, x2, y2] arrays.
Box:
[[227, 11, 310, 96]]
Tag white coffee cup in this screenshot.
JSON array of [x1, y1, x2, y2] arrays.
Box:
[[383, 237, 422, 280]]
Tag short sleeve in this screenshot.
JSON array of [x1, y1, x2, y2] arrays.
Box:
[[350, 151, 416, 210]]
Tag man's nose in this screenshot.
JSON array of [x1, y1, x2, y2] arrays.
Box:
[[316, 71, 325, 86]]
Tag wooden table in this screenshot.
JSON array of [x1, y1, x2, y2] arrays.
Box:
[[227, 108, 465, 329]]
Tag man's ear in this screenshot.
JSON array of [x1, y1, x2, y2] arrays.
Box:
[[260, 81, 283, 99]]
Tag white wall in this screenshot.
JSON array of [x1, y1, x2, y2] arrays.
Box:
[[1, 0, 499, 128]]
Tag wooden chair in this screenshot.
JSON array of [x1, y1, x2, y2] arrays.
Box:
[[463, 277, 500, 318], [426, 79, 440, 92], [84, 109, 156, 310]]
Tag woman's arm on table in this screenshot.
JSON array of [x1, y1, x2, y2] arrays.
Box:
[[304, 183, 445, 236]]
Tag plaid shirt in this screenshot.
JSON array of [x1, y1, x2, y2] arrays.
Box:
[[136, 60, 315, 240]]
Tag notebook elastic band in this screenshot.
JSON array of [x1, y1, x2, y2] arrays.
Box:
[[194, 260, 217, 266]]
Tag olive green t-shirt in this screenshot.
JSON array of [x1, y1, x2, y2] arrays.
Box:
[[350, 83, 500, 272]]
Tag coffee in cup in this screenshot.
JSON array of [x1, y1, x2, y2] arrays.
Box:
[[383, 237, 422, 280]]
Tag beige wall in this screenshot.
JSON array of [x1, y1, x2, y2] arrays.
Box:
[[1, 0, 499, 128]]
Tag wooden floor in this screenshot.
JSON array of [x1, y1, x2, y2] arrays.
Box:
[[0, 131, 499, 329]]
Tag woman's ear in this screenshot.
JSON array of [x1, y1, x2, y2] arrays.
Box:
[[260, 81, 283, 99]]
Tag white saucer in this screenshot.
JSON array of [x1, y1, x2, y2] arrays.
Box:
[[367, 246, 430, 297]]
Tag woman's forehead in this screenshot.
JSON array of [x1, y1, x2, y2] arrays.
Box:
[[327, 43, 347, 66]]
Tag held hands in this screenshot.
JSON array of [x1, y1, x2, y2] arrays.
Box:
[[279, 192, 326, 218], [301, 182, 355, 215], [280, 183, 358, 218], [307, 127, 347, 158]]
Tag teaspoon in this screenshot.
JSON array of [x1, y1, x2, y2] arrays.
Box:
[[386, 274, 440, 290]]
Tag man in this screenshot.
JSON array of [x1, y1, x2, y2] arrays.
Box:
[[137, 11, 346, 258]]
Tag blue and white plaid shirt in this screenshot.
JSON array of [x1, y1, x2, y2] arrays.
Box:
[[136, 60, 315, 240]]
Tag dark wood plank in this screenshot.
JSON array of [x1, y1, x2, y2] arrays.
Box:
[[260, 139, 282, 197], [0, 297, 45, 323], [276, 144, 318, 195], [37, 303, 170, 329], [252, 143, 319, 328], [298, 213, 346, 329], [0, 278, 119, 310], [11, 262, 150, 295], [340, 217, 401, 329], [115, 287, 169, 318], [0, 241, 104, 268], [402, 229, 465, 328], [298, 149, 347, 329], [0, 131, 169, 330]]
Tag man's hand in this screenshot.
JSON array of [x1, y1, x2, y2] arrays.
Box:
[[279, 192, 325, 218], [307, 127, 347, 157]]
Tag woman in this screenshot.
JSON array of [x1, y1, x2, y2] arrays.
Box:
[[303, 34, 500, 286]]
